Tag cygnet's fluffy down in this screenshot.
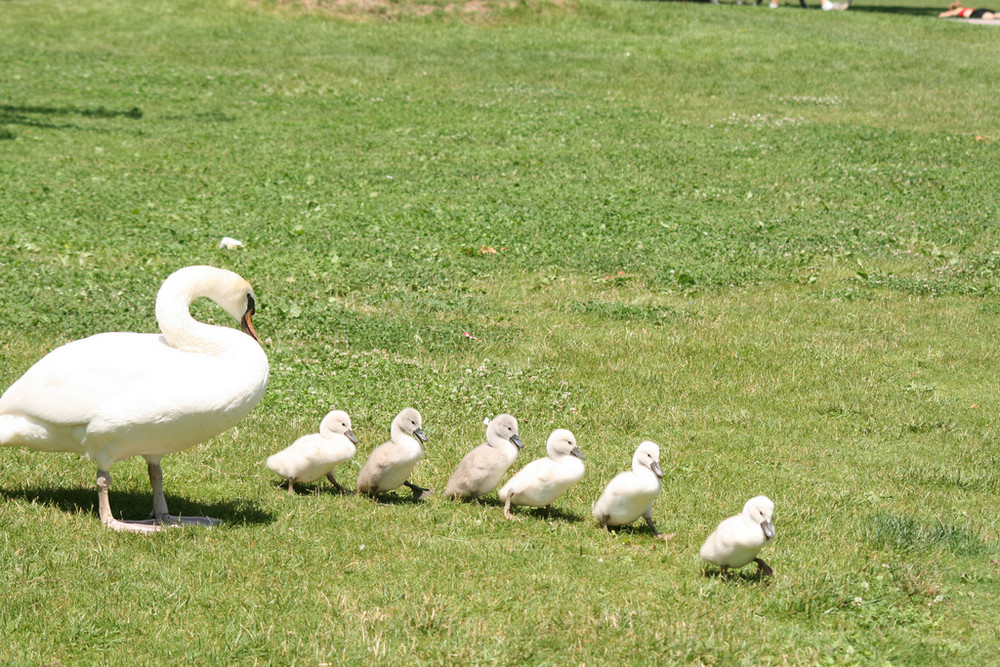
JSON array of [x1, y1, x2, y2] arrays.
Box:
[[266, 409, 357, 494], [444, 414, 523, 500], [592, 440, 673, 540], [356, 407, 431, 499], [699, 495, 776, 576], [498, 429, 584, 520]]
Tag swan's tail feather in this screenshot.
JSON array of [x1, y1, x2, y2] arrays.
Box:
[[0, 415, 49, 448], [0, 414, 16, 447]]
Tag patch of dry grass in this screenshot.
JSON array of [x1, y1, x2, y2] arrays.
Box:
[[254, 0, 576, 22]]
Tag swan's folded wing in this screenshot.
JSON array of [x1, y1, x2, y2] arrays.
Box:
[[0, 333, 164, 425]]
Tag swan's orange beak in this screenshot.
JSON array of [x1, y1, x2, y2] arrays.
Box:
[[241, 307, 259, 342], [240, 294, 259, 342]]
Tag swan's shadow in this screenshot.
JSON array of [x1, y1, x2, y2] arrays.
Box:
[[0, 485, 273, 527]]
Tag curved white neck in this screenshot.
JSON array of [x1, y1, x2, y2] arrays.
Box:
[[155, 273, 245, 355]]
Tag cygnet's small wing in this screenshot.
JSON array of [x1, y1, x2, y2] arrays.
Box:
[[445, 443, 505, 497]]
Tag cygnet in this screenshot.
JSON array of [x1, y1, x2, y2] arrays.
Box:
[[699, 495, 776, 577], [444, 414, 523, 500], [592, 440, 673, 540], [356, 407, 430, 499], [498, 428, 584, 521], [266, 409, 357, 494]]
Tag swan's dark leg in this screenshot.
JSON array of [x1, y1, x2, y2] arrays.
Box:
[[145, 458, 220, 527]]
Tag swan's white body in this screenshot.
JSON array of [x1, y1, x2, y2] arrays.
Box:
[[0, 265, 269, 533], [356, 408, 429, 498], [592, 441, 668, 538], [498, 429, 584, 520], [444, 414, 522, 500], [700, 495, 776, 575], [267, 410, 357, 494]]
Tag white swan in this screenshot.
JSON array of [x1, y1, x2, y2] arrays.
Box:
[[699, 495, 776, 576], [266, 409, 357, 495], [592, 440, 673, 541], [498, 428, 584, 521], [356, 408, 430, 500], [443, 414, 523, 500], [0, 265, 269, 534]]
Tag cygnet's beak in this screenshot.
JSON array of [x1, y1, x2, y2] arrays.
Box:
[[413, 427, 428, 444], [761, 520, 775, 541], [650, 461, 664, 479], [510, 434, 524, 449], [240, 298, 260, 342], [345, 429, 359, 444], [570, 447, 585, 461]]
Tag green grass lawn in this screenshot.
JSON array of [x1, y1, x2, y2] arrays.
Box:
[[2, 0, 999, 663]]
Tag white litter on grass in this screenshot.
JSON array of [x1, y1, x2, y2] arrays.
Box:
[[218, 237, 244, 249]]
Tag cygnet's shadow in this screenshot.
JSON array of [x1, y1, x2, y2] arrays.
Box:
[[359, 490, 432, 505], [448, 495, 504, 508], [0, 485, 273, 527], [517, 505, 582, 523], [269, 480, 356, 496], [702, 566, 775, 584], [603, 524, 661, 539]]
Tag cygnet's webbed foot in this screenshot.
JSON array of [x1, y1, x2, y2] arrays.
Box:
[[326, 472, 356, 495], [644, 515, 676, 541], [754, 557, 775, 577], [502, 497, 520, 521], [404, 481, 432, 500]]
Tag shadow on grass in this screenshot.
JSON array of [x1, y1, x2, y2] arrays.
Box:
[[360, 489, 433, 505], [443, 495, 505, 508], [844, 4, 940, 16], [508, 505, 583, 523], [603, 523, 663, 540], [702, 566, 776, 584], [0, 103, 142, 134], [0, 485, 273, 526], [269, 479, 358, 496]]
